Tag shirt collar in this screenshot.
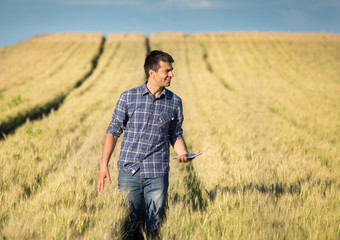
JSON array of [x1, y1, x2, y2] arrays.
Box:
[[140, 82, 166, 98], [140, 83, 149, 95]]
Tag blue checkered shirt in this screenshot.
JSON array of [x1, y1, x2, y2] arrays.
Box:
[[106, 83, 184, 178]]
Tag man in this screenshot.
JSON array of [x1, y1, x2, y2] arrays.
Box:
[[97, 50, 200, 239]]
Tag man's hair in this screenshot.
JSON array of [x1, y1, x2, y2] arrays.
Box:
[[144, 50, 174, 78]]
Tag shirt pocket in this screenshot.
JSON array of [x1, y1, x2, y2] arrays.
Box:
[[127, 105, 137, 119], [126, 106, 137, 130], [158, 112, 173, 130]]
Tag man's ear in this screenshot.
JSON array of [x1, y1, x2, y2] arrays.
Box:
[[149, 69, 155, 78]]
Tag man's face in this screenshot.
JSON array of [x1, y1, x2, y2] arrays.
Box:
[[150, 61, 174, 88]]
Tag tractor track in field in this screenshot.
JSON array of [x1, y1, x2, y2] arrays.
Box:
[[0, 37, 106, 140], [145, 36, 151, 82], [145, 36, 151, 55], [200, 42, 233, 91], [176, 42, 209, 211]]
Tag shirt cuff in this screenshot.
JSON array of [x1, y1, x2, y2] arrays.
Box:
[[106, 128, 122, 138], [169, 135, 184, 145]]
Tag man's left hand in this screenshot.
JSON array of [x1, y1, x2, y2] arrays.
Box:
[[176, 150, 201, 163]]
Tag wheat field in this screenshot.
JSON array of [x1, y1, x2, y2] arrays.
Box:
[[0, 32, 339, 239], [0, 33, 103, 136]]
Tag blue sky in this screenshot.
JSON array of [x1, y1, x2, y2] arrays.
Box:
[[1, 0, 340, 47]]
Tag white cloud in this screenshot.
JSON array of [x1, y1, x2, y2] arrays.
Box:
[[307, 0, 340, 10], [64, 0, 254, 9], [275, 0, 340, 11], [165, 0, 251, 9], [65, 0, 143, 6], [282, 9, 307, 25], [188, 1, 212, 8]]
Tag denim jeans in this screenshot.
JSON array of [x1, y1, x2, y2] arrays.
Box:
[[118, 169, 169, 238]]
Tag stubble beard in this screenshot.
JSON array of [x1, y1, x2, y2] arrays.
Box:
[[165, 78, 171, 87]]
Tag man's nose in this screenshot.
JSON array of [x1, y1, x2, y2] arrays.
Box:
[[169, 71, 174, 77]]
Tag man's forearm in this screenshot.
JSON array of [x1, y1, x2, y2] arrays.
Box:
[[100, 133, 118, 169], [173, 138, 188, 155]]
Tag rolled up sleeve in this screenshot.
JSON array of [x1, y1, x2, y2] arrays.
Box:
[[106, 93, 128, 138], [169, 100, 184, 145]]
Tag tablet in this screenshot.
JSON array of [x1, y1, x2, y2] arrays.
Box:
[[172, 152, 203, 159]]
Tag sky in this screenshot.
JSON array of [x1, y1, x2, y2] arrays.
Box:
[[1, 0, 340, 47]]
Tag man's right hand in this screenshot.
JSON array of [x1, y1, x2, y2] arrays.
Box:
[[97, 167, 112, 192]]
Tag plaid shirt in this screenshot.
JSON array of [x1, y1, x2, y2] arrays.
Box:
[[106, 83, 184, 178]]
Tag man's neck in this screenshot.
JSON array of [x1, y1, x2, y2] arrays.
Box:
[[146, 81, 164, 98]]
